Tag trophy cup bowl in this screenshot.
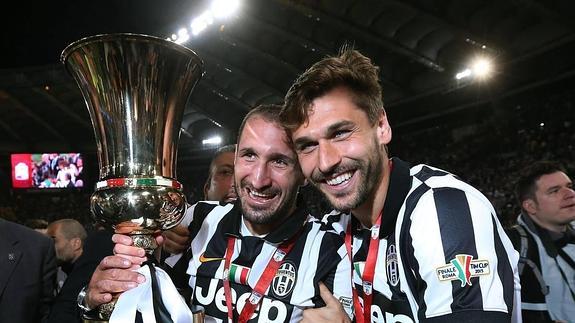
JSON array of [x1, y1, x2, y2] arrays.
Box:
[[61, 33, 203, 320]]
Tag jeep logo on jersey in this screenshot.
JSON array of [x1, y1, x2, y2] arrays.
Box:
[[435, 254, 490, 287], [386, 244, 399, 287], [272, 261, 297, 298]]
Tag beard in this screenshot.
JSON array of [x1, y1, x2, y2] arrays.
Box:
[[237, 179, 298, 226], [309, 138, 384, 211]]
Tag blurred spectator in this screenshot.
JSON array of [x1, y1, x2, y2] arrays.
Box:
[[25, 218, 50, 234], [0, 218, 57, 323], [506, 161, 575, 322], [202, 144, 237, 204], [47, 224, 113, 323], [46, 219, 87, 291]]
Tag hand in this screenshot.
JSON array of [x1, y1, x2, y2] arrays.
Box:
[[85, 255, 145, 309], [162, 225, 190, 254], [85, 233, 160, 309], [301, 282, 351, 323]]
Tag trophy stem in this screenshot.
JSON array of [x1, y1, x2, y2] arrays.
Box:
[[129, 231, 159, 255]]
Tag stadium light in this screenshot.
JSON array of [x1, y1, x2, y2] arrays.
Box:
[[212, 0, 240, 19], [202, 135, 222, 145], [471, 57, 492, 79], [169, 0, 240, 44], [454, 56, 494, 81]]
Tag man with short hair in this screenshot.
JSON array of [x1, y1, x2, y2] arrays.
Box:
[[80, 104, 352, 322], [281, 48, 520, 322], [47, 219, 87, 278], [506, 161, 575, 322]]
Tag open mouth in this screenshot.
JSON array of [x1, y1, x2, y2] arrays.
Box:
[[246, 187, 277, 205], [325, 171, 354, 186]]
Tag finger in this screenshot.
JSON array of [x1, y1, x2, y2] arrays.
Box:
[[163, 230, 190, 246], [114, 243, 146, 257], [170, 224, 190, 236], [87, 291, 113, 308], [99, 256, 133, 270], [163, 238, 188, 255], [112, 233, 134, 245], [95, 277, 140, 294], [318, 282, 339, 307]]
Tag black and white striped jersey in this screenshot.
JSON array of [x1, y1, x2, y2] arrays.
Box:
[[323, 158, 521, 323], [164, 201, 353, 322]]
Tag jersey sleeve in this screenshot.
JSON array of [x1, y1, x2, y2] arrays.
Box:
[[398, 186, 520, 321]]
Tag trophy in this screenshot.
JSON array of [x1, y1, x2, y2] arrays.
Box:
[[62, 33, 204, 321]]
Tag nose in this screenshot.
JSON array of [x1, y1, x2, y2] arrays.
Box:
[[317, 140, 341, 174], [564, 186, 575, 198], [252, 161, 272, 189]]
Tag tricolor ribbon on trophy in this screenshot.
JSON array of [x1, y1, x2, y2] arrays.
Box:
[[62, 33, 205, 323]]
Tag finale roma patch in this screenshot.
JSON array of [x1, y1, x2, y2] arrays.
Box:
[[435, 254, 490, 287]]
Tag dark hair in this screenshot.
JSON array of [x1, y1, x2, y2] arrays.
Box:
[[237, 104, 288, 144], [515, 161, 566, 207], [281, 46, 384, 131]]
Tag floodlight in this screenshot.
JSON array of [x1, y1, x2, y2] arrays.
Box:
[[471, 57, 492, 79], [202, 136, 222, 145], [212, 0, 240, 18]]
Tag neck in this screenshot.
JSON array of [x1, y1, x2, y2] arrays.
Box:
[[244, 219, 274, 236], [352, 159, 391, 228], [530, 215, 569, 233], [243, 204, 297, 236]]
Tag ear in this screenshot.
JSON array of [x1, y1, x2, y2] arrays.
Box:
[[203, 181, 210, 200], [376, 112, 392, 145], [72, 237, 82, 251], [522, 199, 538, 215]]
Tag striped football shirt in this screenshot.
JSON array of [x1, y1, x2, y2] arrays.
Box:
[[165, 201, 353, 322], [322, 158, 521, 323]]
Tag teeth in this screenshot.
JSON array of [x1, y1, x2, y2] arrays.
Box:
[[249, 190, 273, 198], [326, 172, 352, 186]]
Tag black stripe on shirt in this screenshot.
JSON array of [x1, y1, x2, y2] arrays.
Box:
[[413, 166, 449, 183], [434, 187, 483, 313]]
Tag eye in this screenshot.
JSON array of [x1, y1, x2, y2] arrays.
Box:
[[333, 129, 352, 139], [241, 152, 256, 161], [297, 142, 317, 154], [272, 158, 288, 167]]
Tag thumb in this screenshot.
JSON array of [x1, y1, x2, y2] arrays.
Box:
[[318, 282, 338, 307]]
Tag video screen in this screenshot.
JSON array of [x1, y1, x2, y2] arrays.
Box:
[[11, 153, 85, 189]]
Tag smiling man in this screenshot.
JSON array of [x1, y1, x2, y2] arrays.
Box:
[[80, 104, 352, 322], [507, 161, 575, 322], [281, 48, 521, 323]]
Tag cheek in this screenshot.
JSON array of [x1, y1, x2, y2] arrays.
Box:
[[296, 154, 315, 177]]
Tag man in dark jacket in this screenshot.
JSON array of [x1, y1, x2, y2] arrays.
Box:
[[0, 218, 57, 323]]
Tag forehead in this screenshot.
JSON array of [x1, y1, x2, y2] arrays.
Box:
[[238, 117, 294, 153], [212, 151, 234, 167], [294, 87, 368, 135], [536, 171, 571, 190]]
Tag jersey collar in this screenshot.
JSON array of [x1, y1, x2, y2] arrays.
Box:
[[220, 200, 309, 244], [350, 157, 412, 238]]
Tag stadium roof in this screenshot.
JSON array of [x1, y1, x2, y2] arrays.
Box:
[[1, 0, 575, 171]]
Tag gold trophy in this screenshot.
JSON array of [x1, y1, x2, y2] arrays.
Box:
[[62, 33, 203, 321]]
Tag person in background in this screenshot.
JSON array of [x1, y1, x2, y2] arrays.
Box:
[[203, 143, 237, 205], [46, 218, 87, 291], [25, 218, 50, 234], [0, 218, 57, 323], [280, 47, 521, 322], [47, 222, 114, 323], [506, 161, 575, 322]]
